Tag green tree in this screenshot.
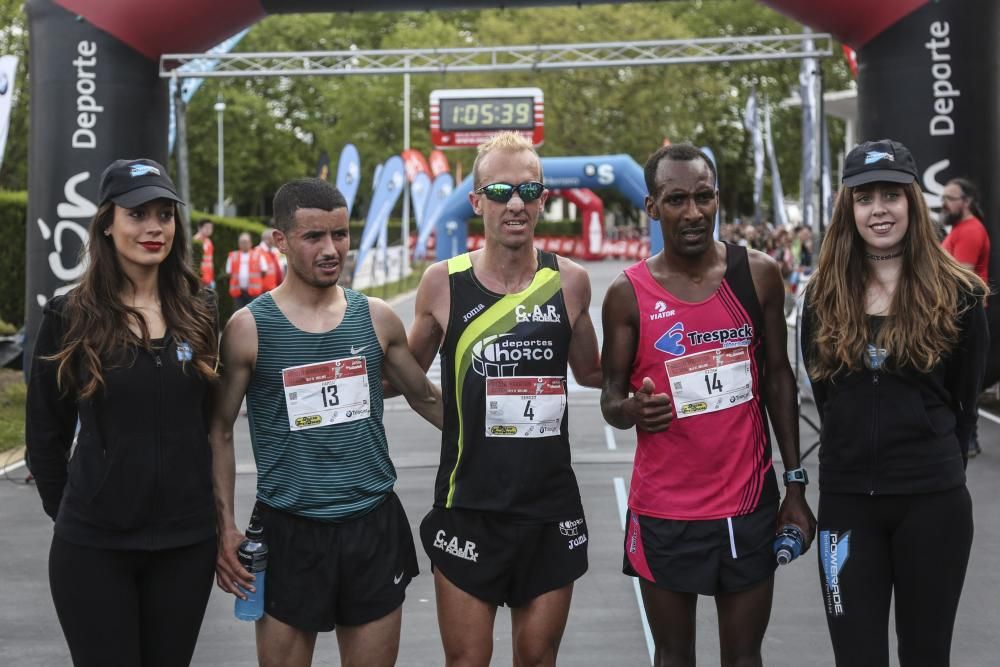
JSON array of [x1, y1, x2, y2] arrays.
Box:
[[180, 3, 853, 224]]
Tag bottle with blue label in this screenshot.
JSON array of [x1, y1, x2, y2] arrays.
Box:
[[234, 522, 268, 621], [773, 524, 805, 566]]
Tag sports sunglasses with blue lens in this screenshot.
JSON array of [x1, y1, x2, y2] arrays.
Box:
[[475, 181, 547, 203]]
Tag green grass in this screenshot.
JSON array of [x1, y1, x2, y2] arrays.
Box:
[[0, 370, 25, 453]]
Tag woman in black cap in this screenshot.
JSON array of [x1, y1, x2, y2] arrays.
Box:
[[800, 139, 988, 666], [26, 158, 220, 665]]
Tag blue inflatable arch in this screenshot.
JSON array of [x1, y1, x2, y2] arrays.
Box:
[[431, 149, 726, 260], [433, 154, 655, 261]]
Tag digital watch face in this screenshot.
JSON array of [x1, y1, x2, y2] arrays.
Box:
[[439, 97, 535, 132]]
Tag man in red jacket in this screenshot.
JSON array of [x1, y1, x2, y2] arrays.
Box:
[[940, 177, 991, 456]]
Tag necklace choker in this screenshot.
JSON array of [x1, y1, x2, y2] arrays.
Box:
[[865, 250, 903, 261]]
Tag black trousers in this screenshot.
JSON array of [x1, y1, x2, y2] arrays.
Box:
[[817, 486, 973, 667], [49, 535, 217, 667]]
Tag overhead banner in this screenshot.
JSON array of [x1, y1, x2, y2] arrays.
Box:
[[335, 143, 360, 217], [354, 155, 404, 283], [0, 55, 18, 171], [24, 0, 169, 366]]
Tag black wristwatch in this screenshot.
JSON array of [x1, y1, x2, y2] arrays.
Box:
[[783, 467, 809, 486]]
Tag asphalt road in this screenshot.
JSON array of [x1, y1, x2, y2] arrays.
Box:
[[1, 258, 997, 665]]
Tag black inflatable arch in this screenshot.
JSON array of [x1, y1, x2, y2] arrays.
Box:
[[24, 0, 1000, 382]]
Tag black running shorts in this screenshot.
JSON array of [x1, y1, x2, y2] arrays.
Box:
[[255, 493, 418, 632], [623, 502, 778, 595], [419, 507, 588, 607]]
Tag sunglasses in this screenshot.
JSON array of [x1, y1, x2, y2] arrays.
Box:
[[475, 181, 546, 204]]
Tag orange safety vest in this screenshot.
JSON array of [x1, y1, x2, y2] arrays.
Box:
[[259, 245, 283, 291], [228, 250, 263, 298], [197, 237, 214, 286]]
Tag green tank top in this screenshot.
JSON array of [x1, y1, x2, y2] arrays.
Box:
[[436, 250, 582, 521], [246, 289, 393, 520]]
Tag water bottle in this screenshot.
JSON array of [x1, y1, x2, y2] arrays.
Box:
[[773, 524, 805, 566], [234, 523, 267, 621]]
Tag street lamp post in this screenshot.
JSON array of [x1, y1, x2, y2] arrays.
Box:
[[214, 96, 226, 216]]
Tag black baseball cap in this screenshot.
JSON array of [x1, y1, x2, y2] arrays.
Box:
[[842, 139, 919, 188], [98, 158, 184, 208]]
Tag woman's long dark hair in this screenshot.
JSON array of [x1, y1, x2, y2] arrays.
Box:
[[49, 200, 219, 397], [806, 181, 986, 380]]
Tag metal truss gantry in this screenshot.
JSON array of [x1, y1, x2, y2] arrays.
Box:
[[161, 33, 833, 79]]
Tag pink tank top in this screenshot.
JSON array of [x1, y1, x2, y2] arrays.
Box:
[[624, 244, 778, 520]]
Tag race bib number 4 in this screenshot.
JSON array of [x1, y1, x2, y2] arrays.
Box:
[[663, 346, 753, 419], [282, 357, 371, 431], [485, 376, 565, 438]]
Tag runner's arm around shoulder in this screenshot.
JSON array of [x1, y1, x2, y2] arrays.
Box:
[[371, 297, 444, 430], [600, 273, 673, 432], [209, 308, 258, 597], [383, 261, 448, 399], [749, 250, 815, 544], [558, 257, 602, 388]]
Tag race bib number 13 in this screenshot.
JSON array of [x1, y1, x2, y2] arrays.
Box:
[[663, 346, 753, 419], [282, 357, 371, 431]]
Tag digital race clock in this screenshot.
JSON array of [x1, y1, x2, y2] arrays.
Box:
[[430, 87, 544, 148]]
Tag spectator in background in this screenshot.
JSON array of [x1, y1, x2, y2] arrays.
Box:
[[940, 177, 991, 457], [793, 225, 814, 272], [767, 227, 795, 281], [941, 178, 990, 284], [258, 227, 285, 292], [225, 232, 269, 309], [192, 219, 215, 289]]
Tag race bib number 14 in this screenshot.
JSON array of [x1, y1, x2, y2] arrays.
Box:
[[663, 346, 753, 419], [282, 357, 371, 431]]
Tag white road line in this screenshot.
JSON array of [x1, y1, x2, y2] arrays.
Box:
[[605, 425, 617, 451], [614, 476, 654, 665], [979, 408, 1000, 425], [0, 458, 26, 476]]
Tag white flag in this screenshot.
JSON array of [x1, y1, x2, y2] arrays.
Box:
[[763, 100, 788, 228], [0, 56, 18, 171], [744, 88, 765, 225], [800, 30, 818, 234]]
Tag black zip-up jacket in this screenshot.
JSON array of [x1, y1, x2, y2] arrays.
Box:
[[25, 295, 217, 550], [800, 293, 988, 495]]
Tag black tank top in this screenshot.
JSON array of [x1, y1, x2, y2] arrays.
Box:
[[436, 250, 582, 521]]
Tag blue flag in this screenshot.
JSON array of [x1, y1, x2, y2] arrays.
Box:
[[336, 144, 361, 217], [410, 171, 431, 240], [416, 173, 455, 259], [354, 156, 405, 282]]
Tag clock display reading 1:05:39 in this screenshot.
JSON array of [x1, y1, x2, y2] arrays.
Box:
[[440, 97, 534, 131], [429, 87, 544, 148]]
